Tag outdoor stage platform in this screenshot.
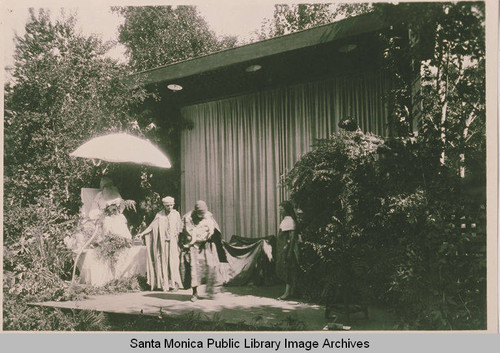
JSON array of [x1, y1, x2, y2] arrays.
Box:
[[31, 285, 396, 330]]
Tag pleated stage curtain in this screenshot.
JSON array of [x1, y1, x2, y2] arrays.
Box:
[[180, 71, 390, 240]]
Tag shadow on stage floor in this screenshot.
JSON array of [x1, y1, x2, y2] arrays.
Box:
[[30, 285, 395, 330]]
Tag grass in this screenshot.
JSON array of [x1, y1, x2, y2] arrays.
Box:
[[37, 309, 308, 331]]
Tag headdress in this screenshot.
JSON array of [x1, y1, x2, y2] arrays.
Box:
[[194, 200, 208, 212], [162, 196, 175, 204]]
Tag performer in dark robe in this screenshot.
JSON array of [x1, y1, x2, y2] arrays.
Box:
[[276, 200, 301, 300], [180, 200, 226, 302]]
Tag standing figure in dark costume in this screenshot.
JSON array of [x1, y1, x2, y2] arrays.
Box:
[[181, 200, 226, 302], [276, 200, 301, 300]]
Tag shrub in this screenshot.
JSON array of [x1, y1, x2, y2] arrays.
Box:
[[2, 194, 147, 331], [285, 130, 384, 307], [285, 130, 486, 329]]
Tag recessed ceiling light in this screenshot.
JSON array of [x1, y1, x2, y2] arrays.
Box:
[[167, 84, 183, 91], [245, 64, 262, 73], [338, 44, 357, 53]]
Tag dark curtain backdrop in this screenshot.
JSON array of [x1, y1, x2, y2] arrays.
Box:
[[180, 70, 390, 240]]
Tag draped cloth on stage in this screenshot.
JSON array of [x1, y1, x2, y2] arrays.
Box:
[[180, 234, 276, 287], [222, 235, 275, 286]]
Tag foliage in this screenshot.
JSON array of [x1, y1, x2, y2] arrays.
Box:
[[4, 304, 111, 332], [377, 188, 486, 330], [2, 9, 157, 331], [376, 135, 485, 329], [94, 235, 132, 266], [60, 276, 146, 302], [4, 9, 149, 214], [1, 193, 141, 331], [3, 272, 143, 331], [286, 3, 485, 330], [3, 197, 75, 278], [110, 5, 232, 215], [418, 2, 485, 177], [285, 130, 384, 309], [3, 3, 486, 332], [113, 6, 237, 72], [376, 2, 486, 329], [288, 129, 485, 330], [257, 3, 371, 40], [106, 310, 306, 331], [374, 1, 486, 167]]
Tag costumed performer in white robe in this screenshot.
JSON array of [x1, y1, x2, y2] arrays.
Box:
[[88, 177, 122, 220], [102, 197, 133, 240], [64, 176, 123, 251], [138, 196, 183, 291]]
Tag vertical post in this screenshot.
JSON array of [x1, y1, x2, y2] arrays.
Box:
[[409, 28, 423, 135]]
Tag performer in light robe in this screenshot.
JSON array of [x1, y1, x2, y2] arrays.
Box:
[[138, 196, 183, 291], [64, 176, 123, 251], [102, 197, 133, 240], [88, 177, 122, 220]]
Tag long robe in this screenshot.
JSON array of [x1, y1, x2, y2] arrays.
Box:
[[180, 211, 227, 291], [145, 209, 182, 291], [102, 213, 132, 240]]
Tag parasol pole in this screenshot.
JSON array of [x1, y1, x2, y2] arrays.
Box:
[[71, 215, 104, 284]]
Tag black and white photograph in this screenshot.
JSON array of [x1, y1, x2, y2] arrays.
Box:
[[2, 0, 496, 335]]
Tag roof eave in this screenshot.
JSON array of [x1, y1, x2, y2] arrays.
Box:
[[126, 11, 388, 87]]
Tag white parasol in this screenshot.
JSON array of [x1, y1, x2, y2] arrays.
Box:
[[70, 133, 171, 169], [69, 132, 170, 284]]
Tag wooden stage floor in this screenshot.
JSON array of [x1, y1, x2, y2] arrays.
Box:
[[32, 285, 328, 330]]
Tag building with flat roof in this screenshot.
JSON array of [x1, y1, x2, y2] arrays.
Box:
[[131, 12, 400, 239]]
